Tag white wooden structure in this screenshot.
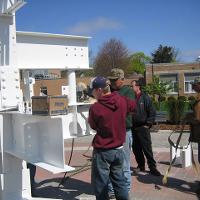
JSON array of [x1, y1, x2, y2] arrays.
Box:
[[0, 0, 93, 199]]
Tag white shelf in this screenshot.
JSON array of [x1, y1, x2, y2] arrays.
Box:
[[68, 102, 93, 106], [34, 162, 75, 174]]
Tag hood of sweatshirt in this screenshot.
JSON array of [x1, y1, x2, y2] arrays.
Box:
[[98, 91, 120, 111]]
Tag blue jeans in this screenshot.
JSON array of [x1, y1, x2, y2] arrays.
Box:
[[92, 148, 129, 200], [108, 130, 133, 193]]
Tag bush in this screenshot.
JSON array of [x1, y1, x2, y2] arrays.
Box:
[[153, 101, 159, 111], [188, 96, 196, 101], [159, 96, 166, 102], [159, 101, 168, 111], [178, 96, 187, 101], [187, 96, 196, 110], [167, 99, 187, 124], [168, 96, 176, 101]]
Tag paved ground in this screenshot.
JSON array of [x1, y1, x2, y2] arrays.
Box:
[[33, 130, 200, 200]]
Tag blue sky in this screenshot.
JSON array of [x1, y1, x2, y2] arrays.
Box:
[[16, 0, 200, 62]]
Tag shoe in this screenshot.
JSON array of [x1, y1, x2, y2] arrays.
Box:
[[133, 166, 145, 173], [149, 168, 161, 176]]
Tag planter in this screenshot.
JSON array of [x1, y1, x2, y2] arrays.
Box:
[[152, 124, 190, 131]]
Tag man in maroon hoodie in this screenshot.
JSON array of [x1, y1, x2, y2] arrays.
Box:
[[88, 76, 136, 200]]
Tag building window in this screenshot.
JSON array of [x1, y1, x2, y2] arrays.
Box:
[[40, 87, 48, 96], [159, 74, 178, 94], [184, 73, 200, 93]]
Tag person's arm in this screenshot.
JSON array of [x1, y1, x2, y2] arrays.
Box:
[[88, 107, 97, 131], [123, 96, 137, 113], [122, 86, 135, 100], [120, 86, 136, 112]]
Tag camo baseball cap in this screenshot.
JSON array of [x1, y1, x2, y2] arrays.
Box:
[[107, 68, 124, 80]]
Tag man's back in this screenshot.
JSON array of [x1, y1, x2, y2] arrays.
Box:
[[89, 91, 135, 149]]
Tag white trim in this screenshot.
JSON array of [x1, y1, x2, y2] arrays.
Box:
[[16, 31, 91, 40], [167, 92, 178, 94], [184, 91, 196, 94]]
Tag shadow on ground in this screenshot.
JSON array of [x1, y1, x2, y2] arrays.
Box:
[[132, 169, 199, 199], [33, 177, 93, 200]]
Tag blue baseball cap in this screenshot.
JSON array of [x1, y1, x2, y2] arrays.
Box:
[[90, 76, 107, 90]]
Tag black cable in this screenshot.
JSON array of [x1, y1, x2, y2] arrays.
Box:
[[58, 138, 75, 187], [58, 135, 93, 187]]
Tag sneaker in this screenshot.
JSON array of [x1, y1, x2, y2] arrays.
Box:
[[149, 168, 161, 176]]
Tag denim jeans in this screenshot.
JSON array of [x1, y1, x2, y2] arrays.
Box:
[[108, 130, 133, 193], [92, 148, 129, 200]]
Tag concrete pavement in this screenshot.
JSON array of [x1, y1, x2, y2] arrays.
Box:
[[33, 130, 200, 200]]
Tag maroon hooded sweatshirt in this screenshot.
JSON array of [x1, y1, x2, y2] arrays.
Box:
[[88, 91, 136, 149]]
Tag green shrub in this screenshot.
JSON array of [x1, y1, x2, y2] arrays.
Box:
[[188, 96, 196, 101], [178, 96, 187, 101], [168, 96, 176, 101], [187, 96, 196, 110], [167, 99, 186, 124], [159, 96, 166, 102], [153, 101, 159, 111], [159, 101, 168, 111]]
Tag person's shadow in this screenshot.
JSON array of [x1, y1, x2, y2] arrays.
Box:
[[132, 168, 199, 199], [32, 177, 94, 200]]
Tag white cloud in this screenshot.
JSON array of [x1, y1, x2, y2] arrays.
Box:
[[66, 17, 122, 34]]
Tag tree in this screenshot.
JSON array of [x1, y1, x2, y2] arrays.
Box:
[[76, 69, 95, 77], [94, 38, 130, 77], [151, 45, 178, 63], [127, 52, 151, 75]]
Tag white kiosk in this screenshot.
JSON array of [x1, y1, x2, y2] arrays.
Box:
[[0, 1, 93, 199]]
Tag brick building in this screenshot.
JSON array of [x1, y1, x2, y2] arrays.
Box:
[[19, 63, 200, 98], [20, 77, 138, 97], [145, 62, 200, 97], [20, 69, 141, 97]]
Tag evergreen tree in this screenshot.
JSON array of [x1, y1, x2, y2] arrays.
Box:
[[151, 45, 178, 63]]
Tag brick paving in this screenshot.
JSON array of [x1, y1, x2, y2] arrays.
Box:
[[33, 132, 200, 200]]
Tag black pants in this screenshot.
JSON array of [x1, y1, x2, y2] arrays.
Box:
[[132, 126, 156, 169]]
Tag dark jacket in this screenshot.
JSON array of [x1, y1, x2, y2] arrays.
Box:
[[89, 92, 136, 149], [132, 92, 156, 128]]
